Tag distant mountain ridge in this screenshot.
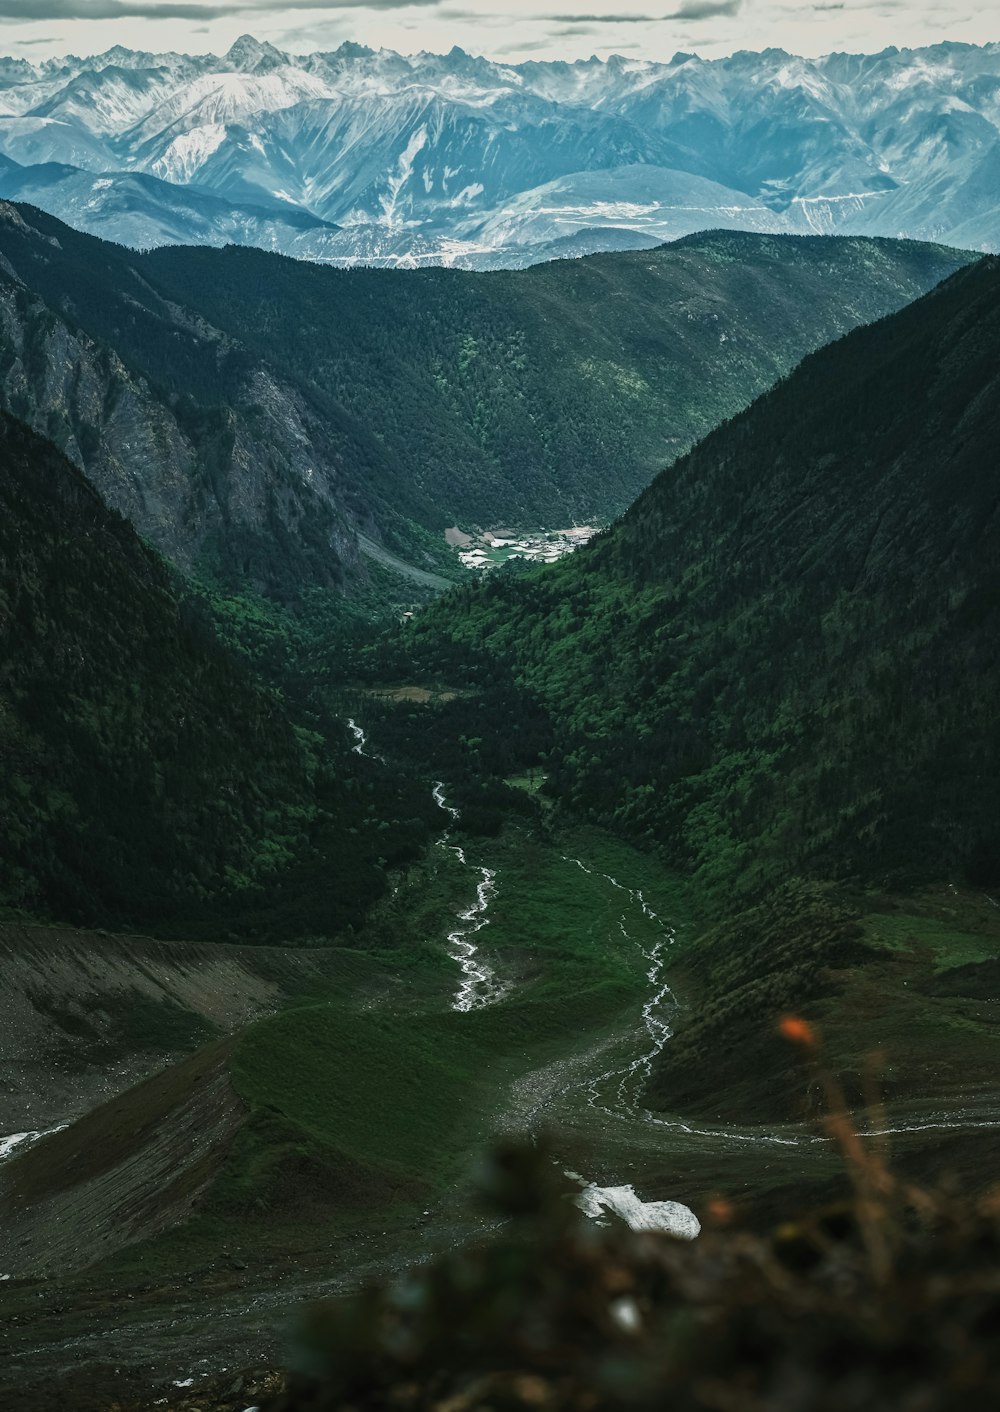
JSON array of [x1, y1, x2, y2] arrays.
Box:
[[0, 153, 345, 258], [0, 38, 999, 265]]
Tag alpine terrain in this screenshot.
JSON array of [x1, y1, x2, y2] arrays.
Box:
[[0, 26, 998, 1412], [0, 38, 999, 265]]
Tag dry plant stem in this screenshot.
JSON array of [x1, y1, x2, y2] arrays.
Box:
[[862, 1050, 890, 1166], [816, 1064, 896, 1287]]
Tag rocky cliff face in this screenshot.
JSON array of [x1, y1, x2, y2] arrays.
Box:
[[0, 201, 358, 594]]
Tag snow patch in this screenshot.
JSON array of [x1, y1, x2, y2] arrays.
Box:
[[575, 1180, 700, 1239], [380, 125, 427, 227], [0, 1124, 68, 1163], [152, 123, 226, 183], [450, 182, 484, 207]]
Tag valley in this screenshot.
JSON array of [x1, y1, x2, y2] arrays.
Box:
[[0, 53, 997, 1400], [4, 767, 998, 1396], [0, 201, 972, 602]]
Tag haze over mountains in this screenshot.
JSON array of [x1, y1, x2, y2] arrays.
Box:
[[1, 37, 999, 266]]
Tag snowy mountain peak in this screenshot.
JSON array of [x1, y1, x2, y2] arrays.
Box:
[[330, 42, 376, 61], [0, 38, 998, 264], [225, 35, 287, 73]]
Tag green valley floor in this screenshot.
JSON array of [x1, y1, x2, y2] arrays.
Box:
[[2, 794, 999, 1402]]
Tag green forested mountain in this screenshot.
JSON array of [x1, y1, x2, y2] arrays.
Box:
[[415, 254, 1000, 905], [0, 200, 974, 597], [139, 231, 970, 531], [0, 411, 436, 934]]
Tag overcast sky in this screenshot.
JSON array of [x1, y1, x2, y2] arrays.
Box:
[[1, 1, 996, 66]]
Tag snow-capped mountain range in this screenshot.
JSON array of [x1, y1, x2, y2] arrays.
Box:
[[0, 35, 998, 266]]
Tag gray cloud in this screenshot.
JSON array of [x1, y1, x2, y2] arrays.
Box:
[[531, 1, 740, 25], [669, 0, 742, 17], [0, 0, 436, 19], [531, 0, 740, 21], [0, 1, 207, 14], [495, 36, 561, 53], [539, 12, 661, 22]]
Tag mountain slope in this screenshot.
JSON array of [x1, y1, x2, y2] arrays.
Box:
[[0, 200, 974, 597], [141, 230, 974, 532], [0, 199, 363, 595], [416, 253, 1000, 903], [0, 157, 346, 256], [0, 410, 436, 935], [0, 409, 313, 924]]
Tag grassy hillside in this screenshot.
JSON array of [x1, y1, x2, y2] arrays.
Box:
[[0, 919, 383, 1131], [0, 823, 676, 1277]]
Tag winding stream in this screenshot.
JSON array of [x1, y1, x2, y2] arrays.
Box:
[[549, 856, 1000, 1154], [344, 717, 502, 1011], [554, 860, 840, 1150], [346, 715, 1000, 1155], [346, 717, 366, 755], [433, 783, 503, 1012], [563, 855, 677, 1118]]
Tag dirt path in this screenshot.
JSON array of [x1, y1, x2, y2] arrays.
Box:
[[357, 533, 453, 589]]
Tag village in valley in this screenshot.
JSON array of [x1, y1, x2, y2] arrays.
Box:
[[445, 524, 601, 572]]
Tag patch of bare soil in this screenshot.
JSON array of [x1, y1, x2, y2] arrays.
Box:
[[362, 685, 459, 703], [0, 924, 343, 1132], [0, 1041, 243, 1278]]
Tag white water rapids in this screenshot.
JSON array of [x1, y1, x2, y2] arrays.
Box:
[[432, 782, 503, 1012], [562, 855, 678, 1118], [342, 717, 502, 1008]]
